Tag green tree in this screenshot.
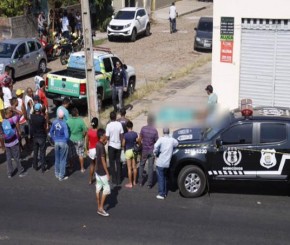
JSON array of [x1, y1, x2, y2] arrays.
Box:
[[0, 0, 31, 17]]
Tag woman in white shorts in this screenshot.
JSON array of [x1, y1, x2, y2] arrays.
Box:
[[86, 117, 99, 184]]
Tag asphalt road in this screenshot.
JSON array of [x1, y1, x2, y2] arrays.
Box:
[[1, 153, 290, 245]]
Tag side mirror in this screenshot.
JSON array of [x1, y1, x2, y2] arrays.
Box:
[[136, 16, 141, 20], [216, 139, 223, 148]]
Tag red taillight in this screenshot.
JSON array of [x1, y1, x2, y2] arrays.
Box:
[[80, 83, 86, 95], [45, 77, 48, 89]]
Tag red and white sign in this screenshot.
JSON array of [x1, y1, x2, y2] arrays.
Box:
[[220, 41, 233, 63]]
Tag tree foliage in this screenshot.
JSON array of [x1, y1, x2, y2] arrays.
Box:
[[0, 0, 31, 17]]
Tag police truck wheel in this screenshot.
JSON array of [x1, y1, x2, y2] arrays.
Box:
[[128, 79, 135, 96], [178, 165, 206, 198]]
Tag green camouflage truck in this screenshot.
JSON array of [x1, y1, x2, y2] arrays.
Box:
[[45, 49, 136, 110]]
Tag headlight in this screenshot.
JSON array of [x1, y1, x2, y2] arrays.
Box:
[[124, 23, 131, 28], [195, 37, 201, 42]]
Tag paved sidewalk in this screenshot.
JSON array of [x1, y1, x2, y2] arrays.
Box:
[[152, 0, 212, 22]]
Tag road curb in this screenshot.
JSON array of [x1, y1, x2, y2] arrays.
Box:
[[178, 6, 207, 18]]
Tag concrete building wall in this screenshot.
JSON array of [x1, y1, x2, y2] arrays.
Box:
[[0, 14, 38, 40], [212, 0, 290, 109]]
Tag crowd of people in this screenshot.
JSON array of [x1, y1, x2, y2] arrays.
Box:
[[0, 67, 181, 217], [38, 8, 83, 41]]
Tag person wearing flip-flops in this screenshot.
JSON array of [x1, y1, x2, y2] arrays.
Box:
[[122, 120, 138, 188], [95, 128, 111, 217]]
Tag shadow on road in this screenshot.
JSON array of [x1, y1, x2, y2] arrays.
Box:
[[106, 185, 121, 211]]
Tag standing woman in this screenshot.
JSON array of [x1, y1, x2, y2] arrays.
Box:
[[86, 117, 99, 184], [122, 120, 138, 188], [75, 11, 82, 37]]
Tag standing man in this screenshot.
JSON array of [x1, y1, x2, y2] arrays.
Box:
[[38, 11, 46, 37], [38, 80, 49, 112], [169, 2, 178, 33], [95, 128, 110, 217], [67, 107, 87, 173], [138, 114, 159, 188], [56, 97, 70, 122], [0, 87, 5, 151], [106, 111, 124, 185], [61, 10, 70, 41], [117, 108, 129, 134], [154, 128, 178, 200], [30, 103, 47, 173], [205, 85, 218, 106], [2, 108, 27, 178], [49, 109, 69, 181], [111, 62, 127, 112], [2, 77, 13, 109]]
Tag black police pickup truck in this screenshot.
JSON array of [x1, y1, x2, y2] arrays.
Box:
[[171, 107, 290, 198]]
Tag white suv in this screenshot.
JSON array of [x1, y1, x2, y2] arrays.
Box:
[[107, 7, 150, 42]]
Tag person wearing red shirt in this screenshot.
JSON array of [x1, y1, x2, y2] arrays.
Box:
[[38, 80, 48, 109], [86, 117, 99, 184]]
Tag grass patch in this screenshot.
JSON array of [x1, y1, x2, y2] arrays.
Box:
[[100, 54, 212, 122], [93, 38, 107, 47]]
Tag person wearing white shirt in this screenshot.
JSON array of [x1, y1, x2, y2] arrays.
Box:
[[61, 10, 70, 40], [106, 111, 124, 185], [3, 81, 13, 109], [169, 2, 178, 33]]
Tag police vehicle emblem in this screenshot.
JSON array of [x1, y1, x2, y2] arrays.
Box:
[[223, 147, 242, 166], [260, 149, 277, 169]]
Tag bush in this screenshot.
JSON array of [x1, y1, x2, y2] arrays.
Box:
[[99, 17, 111, 32]]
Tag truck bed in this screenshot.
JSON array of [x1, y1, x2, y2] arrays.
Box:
[[49, 68, 86, 79]]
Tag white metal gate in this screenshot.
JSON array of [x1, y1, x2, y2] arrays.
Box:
[[239, 19, 290, 107]]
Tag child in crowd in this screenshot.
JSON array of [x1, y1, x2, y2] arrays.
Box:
[[95, 128, 110, 217]]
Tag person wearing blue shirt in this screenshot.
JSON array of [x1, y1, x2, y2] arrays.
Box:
[[154, 128, 178, 200], [56, 97, 70, 122], [50, 109, 69, 181]]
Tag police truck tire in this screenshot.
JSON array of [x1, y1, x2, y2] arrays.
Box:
[[178, 165, 206, 198]]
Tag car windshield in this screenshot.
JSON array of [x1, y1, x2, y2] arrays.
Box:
[[115, 11, 135, 20], [198, 21, 213, 32], [0, 43, 16, 58]]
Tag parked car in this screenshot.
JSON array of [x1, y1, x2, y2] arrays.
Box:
[[107, 7, 150, 42], [0, 38, 47, 79], [194, 17, 213, 51], [170, 106, 290, 198], [45, 48, 136, 111]]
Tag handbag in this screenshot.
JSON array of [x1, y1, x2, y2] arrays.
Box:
[[133, 143, 142, 155]]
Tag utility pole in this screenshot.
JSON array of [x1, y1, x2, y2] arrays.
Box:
[[81, 0, 98, 121]]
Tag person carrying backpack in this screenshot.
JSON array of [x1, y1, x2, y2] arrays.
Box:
[[2, 108, 27, 178]]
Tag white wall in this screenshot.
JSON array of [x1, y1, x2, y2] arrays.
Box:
[[212, 0, 290, 109]]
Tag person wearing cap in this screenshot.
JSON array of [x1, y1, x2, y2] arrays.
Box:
[[205, 85, 218, 106], [30, 103, 47, 173], [49, 109, 69, 181], [86, 117, 99, 184], [138, 114, 159, 188], [153, 128, 178, 200], [16, 89, 29, 147], [56, 97, 70, 122]]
